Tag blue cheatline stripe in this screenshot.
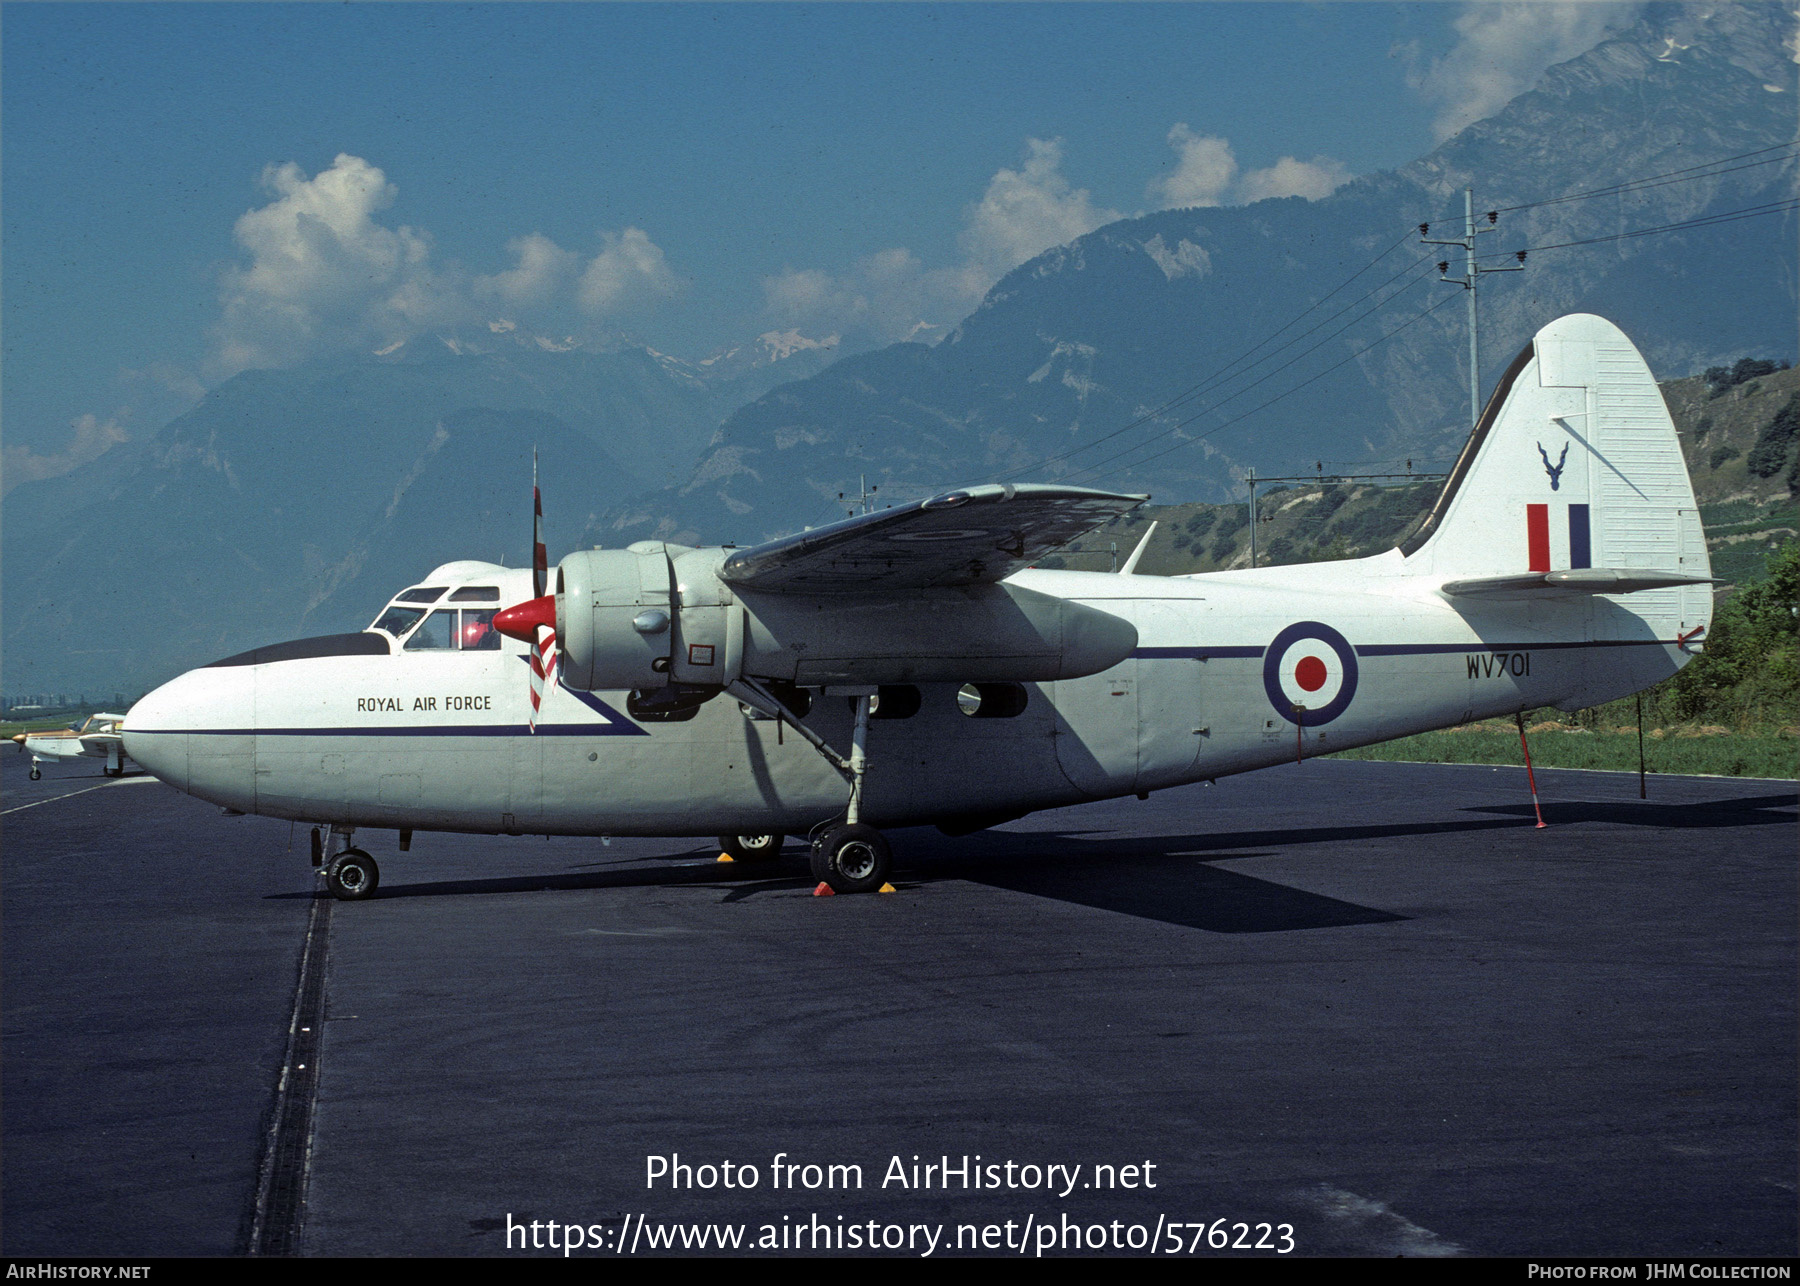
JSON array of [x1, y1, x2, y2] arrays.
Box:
[[131, 722, 649, 738], [1136, 639, 1672, 661], [128, 685, 653, 740], [1569, 504, 1592, 569], [1132, 646, 1264, 660], [1356, 639, 1671, 657]]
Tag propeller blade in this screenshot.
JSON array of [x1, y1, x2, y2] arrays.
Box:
[[516, 448, 552, 732], [532, 448, 548, 601]]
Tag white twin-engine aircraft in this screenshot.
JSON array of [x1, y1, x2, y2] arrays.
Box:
[[124, 315, 1713, 898]]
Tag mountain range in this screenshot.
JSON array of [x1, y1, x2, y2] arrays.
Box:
[[4, 2, 1796, 698], [613, 2, 1798, 547]]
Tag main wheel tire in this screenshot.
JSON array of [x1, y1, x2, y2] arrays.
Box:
[[325, 848, 380, 901], [718, 832, 785, 862], [808, 823, 891, 894]]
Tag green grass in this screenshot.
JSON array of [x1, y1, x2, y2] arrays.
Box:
[[1329, 724, 1797, 779], [0, 718, 84, 738]]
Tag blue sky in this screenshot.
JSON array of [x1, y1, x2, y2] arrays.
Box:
[[2, 2, 1642, 476]]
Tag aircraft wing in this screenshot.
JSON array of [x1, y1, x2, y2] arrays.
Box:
[[77, 732, 124, 756], [1440, 569, 1715, 598], [718, 483, 1147, 593]]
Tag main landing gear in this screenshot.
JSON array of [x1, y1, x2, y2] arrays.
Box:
[[722, 678, 895, 895], [809, 822, 892, 895], [718, 832, 785, 862], [313, 825, 380, 901]]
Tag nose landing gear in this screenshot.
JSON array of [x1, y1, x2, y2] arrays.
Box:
[[316, 825, 379, 900]]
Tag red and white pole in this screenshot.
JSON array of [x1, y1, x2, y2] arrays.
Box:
[[1514, 711, 1547, 829]]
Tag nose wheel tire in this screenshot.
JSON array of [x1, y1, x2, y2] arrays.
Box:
[[29, 767, 41, 781], [325, 848, 380, 901], [809, 823, 891, 894], [718, 832, 785, 862]]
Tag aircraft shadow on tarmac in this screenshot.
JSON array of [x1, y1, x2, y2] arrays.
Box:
[[283, 791, 1792, 934], [1469, 792, 1797, 827]]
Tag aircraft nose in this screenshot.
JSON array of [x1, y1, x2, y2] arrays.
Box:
[[125, 665, 257, 806], [124, 676, 193, 791]]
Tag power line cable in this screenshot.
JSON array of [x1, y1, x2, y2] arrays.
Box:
[[999, 243, 1438, 484], [1494, 142, 1798, 213], [1069, 290, 1460, 486], [992, 227, 1424, 483], [1470, 196, 1799, 261], [1076, 291, 1463, 486]]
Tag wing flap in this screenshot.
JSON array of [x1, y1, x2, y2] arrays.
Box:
[[719, 483, 1147, 593]]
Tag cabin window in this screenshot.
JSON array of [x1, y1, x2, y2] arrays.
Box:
[[396, 586, 446, 604], [956, 682, 1028, 719], [460, 609, 501, 651], [372, 605, 426, 638], [404, 610, 457, 650], [450, 586, 500, 602]]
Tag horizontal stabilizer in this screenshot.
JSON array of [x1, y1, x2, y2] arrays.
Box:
[[1440, 569, 1715, 598], [720, 483, 1146, 593]]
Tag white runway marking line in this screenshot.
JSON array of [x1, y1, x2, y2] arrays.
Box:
[[1300, 1185, 1465, 1257], [1, 775, 160, 815]]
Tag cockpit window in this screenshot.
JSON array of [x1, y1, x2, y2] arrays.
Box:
[[396, 586, 446, 604], [460, 609, 501, 651], [450, 586, 500, 602], [372, 605, 426, 637], [404, 610, 457, 650]]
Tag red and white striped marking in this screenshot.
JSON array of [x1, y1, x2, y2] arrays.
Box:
[[528, 623, 559, 732]]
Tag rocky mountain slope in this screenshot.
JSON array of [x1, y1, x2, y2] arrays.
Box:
[[1041, 363, 1800, 587], [613, 3, 1797, 548]]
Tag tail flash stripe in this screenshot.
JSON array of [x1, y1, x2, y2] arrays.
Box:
[[1526, 504, 1550, 572], [1568, 503, 1591, 569]]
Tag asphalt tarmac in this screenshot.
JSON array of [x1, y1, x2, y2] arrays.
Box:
[[2, 751, 1793, 1258]]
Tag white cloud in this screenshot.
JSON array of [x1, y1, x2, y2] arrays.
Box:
[[1237, 155, 1354, 203], [576, 227, 683, 315], [211, 154, 463, 376], [210, 154, 684, 377], [3, 414, 129, 495], [958, 138, 1123, 281], [1414, 2, 1642, 142], [475, 233, 580, 311], [764, 138, 1123, 345], [1149, 125, 1353, 209], [762, 247, 976, 345], [1149, 125, 1239, 208]]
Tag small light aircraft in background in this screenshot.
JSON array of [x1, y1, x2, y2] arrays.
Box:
[[13, 713, 132, 780], [123, 314, 1714, 899]]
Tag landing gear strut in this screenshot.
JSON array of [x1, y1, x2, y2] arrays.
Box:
[[724, 679, 894, 894]]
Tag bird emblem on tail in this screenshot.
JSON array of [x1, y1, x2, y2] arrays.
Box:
[[1536, 441, 1569, 490]]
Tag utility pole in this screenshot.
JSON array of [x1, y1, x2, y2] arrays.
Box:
[[838, 474, 880, 517], [1246, 467, 1257, 569], [1421, 187, 1525, 429]]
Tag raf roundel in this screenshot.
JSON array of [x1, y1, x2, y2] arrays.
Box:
[[1262, 621, 1359, 726]]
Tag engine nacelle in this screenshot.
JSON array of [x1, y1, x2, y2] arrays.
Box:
[[555, 548, 677, 691], [555, 545, 1138, 693]]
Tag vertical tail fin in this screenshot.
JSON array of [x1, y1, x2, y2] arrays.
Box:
[[1403, 314, 1711, 636]]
